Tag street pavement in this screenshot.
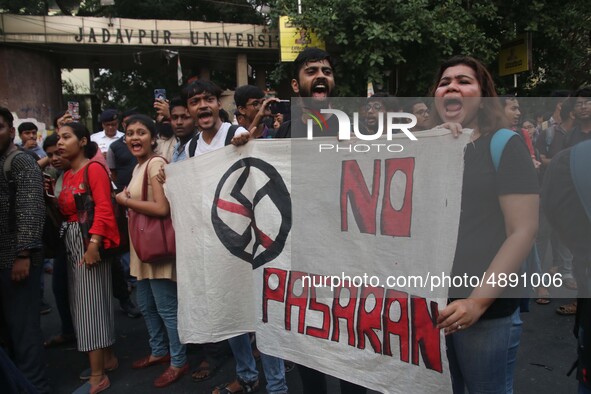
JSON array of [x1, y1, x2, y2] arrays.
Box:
[[40, 272, 580, 394]]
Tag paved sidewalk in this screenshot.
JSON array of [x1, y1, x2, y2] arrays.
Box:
[[40, 272, 579, 393]]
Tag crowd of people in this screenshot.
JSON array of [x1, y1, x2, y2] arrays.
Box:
[[0, 47, 590, 394]]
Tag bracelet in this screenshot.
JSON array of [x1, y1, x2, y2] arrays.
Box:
[[89, 238, 100, 245]]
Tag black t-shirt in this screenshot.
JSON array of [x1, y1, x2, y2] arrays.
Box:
[[449, 131, 539, 319], [109, 136, 137, 191], [565, 126, 591, 148]]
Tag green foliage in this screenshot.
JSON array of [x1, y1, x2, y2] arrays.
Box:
[[4, 0, 590, 99], [271, 0, 591, 96], [93, 67, 179, 115]]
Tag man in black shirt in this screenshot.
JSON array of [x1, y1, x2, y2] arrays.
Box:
[[566, 87, 591, 148], [275, 47, 366, 394], [275, 47, 339, 139]]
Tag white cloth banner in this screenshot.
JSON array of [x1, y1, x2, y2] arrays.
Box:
[[165, 129, 469, 393]]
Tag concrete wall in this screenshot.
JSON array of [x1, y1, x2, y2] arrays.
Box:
[[0, 47, 63, 128]]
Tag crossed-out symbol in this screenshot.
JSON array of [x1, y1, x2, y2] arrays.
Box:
[[211, 158, 292, 269]]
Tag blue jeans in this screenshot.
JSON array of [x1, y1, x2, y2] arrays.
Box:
[[446, 308, 522, 394], [119, 252, 136, 284], [136, 279, 186, 367], [228, 333, 287, 394]]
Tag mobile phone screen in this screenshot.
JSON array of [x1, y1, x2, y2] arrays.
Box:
[[154, 89, 167, 101]]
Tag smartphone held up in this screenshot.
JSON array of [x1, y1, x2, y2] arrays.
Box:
[[269, 100, 290, 116], [67, 101, 80, 121], [154, 89, 167, 101]]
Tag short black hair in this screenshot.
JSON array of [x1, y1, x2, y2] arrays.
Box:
[[402, 99, 427, 114], [17, 122, 38, 134], [234, 85, 264, 108], [169, 96, 186, 111], [219, 108, 230, 123], [0, 106, 14, 128], [560, 97, 576, 120], [292, 47, 334, 81], [367, 93, 401, 112], [122, 107, 140, 120], [500, 94, 518, 106], [43, 133, 59, 151], [573, 87, 591, 98], [181, 80, 222, 103]]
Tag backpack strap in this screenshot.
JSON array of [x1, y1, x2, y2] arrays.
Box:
[[3, 149, 25, 232], [545, 125, 555, 154], [82, 161, 112, 199], [188, 133, 200, 158], [490, 128, 518, 172], [570, 140, 591, 221], [224, 124, 241, 146], [188, 125, 241, 157]]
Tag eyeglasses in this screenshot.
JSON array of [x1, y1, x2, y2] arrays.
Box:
[[246, 100, 263, 108], [523, 125, 536, 129], [365, 103, 384, 112], [575, 100, 591, 108], [414, 109, 429, 116]]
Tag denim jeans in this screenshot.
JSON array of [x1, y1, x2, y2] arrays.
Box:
[[446, 308, 522, 394], [136, 279, 187, 367], [119, 252, 136, 284], [228, 333, 287, 394]]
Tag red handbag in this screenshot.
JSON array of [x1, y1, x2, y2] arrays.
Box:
[[128, 156, 176, 263]]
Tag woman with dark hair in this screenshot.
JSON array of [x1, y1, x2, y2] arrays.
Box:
[[115, 115, 188, 388], [56, 122, 119, 394], [430, 56, 539, 393]]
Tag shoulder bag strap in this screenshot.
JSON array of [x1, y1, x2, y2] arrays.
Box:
[[141, 155, 169, 201]]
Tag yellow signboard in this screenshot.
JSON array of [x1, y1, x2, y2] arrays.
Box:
[[498, 33, 532, 76], [279, 16, 325, 62]]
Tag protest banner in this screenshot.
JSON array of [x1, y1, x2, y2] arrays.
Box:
[[165, 129, 469, 393]]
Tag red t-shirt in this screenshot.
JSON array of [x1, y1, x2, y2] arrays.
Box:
[[58, 161, 120, 249]]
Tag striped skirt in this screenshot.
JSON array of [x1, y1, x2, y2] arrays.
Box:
[[63, 222, 115, 352]]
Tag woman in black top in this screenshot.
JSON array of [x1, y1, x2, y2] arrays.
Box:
[[430, 56, 539, 393]]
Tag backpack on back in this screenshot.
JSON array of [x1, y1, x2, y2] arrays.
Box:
[[187, 125, 240, 158]]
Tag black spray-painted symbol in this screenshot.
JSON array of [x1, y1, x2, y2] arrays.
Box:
[[211, 158, 291, 269]]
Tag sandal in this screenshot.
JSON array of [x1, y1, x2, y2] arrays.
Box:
[[191, 358, 220, 382], [212, 378, 260, 394], [44, 334, 75, 348], [535, 288, 551, 305], [556, 302, 577, 315]]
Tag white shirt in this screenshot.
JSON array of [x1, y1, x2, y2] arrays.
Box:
[[91, 130, 124, 154], [185, 123, 248, 158]]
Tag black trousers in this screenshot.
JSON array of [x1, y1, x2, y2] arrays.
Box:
[[0, 264, 50, 393]]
